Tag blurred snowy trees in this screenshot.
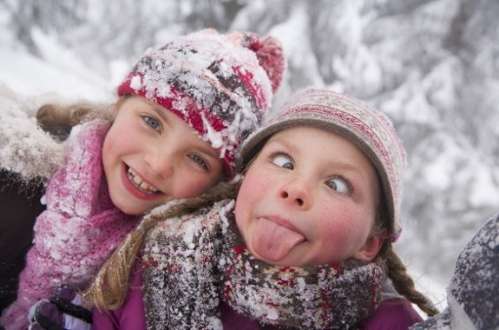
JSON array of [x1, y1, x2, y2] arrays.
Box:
[[1, 0, 498, 284]]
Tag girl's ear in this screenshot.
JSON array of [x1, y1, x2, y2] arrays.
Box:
[[353, 234, 383, 262]]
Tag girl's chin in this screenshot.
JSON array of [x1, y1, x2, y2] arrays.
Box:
[[111, 194, 158, 215], [115, 202, 148, 215]]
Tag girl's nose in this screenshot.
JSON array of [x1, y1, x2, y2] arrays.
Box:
[[278, 179, 311, 209], [145, 150, 174, 180]]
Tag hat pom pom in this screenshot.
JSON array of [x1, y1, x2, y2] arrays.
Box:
[[248, 35, 286, 93]]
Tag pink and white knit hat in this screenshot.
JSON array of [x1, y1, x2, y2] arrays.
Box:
[[240, 88, 407, 241], [117, 29, 285, 177]]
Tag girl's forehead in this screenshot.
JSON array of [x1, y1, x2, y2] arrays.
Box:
[[267, 125, 351, 148], [264, 126, 377, 174], [116, 96, 220, 156]]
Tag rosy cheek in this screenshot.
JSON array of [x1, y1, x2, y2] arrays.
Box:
[[235, 170, 270, 226], [322, 206, 357, 244], [243, 168, 274, 197], [102, 129, 131, 160], [101, 136, 115, 169], [172, 173, 217, 198], [241, 165, 281, 206], [102, 133, 112, 154]]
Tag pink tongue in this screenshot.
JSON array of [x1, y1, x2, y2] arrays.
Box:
[[250, 218, 304, 262]]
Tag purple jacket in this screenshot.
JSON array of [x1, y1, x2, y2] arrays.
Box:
[[92, 266, 146, 330], [92, 267, 422, 330], [359, 298, 423, 330]]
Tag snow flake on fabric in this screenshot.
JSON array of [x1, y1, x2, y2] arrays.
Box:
[[1, 120, 139, 330], [117, 30, 285, 176], [142, 199, 385, 330], [0, 89, 64, 181], [411, 214, 499, 330]]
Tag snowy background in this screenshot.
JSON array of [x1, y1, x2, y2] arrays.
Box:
[[1, 0, 498, 309]]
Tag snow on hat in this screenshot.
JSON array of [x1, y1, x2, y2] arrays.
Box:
[[410, 214, 499, 330], [240, 88, 406, 241], [117, 29, 285, 177]]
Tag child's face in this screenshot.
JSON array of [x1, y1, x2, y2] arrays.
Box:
[[102, 96, 223, 215], [235, 126, 381, 266]]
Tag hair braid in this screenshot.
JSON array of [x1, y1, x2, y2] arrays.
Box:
[[381, 244, 439, 317], [83, 182, 236, 310]]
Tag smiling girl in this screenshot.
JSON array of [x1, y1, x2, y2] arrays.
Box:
[[0, 29, 284, 330], [89, 87, 436, 329], [101, 96, 224, 216]]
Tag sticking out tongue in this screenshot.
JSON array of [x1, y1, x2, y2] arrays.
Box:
[[250, 217, 305, 262]]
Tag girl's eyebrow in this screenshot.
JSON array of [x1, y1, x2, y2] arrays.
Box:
[[196, 144, 219, 159], [266, 137, 297, 152], [151, 106, 170, 124], [325, 160, 364, 178], [269, 136, 366, 178], [148, 104, 219, 159]]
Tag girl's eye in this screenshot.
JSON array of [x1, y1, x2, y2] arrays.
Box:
[[326, 176, 351, 195], [142, 115, 161, 132], [271, 153, 294, 169], [188, 153, 210, 172]]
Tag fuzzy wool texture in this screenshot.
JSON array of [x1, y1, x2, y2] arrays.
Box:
[[240, 88, 407, 241], [0, 85, 64, 182], [1, 120, 139, 330], [411, 214, 499, 330], [142, 199, 385, 330], [118, 30, 285, 176]]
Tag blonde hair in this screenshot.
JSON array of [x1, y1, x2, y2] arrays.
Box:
[[373, 195, 439, 317], [83, 127, 437, 317], [36, 102, 114, 139], [380, 244, 439, 316], [35, 96, 136, 140], [84, 182, 236, 310]]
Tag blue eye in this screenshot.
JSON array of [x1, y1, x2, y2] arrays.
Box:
[[142, 115, 161, 131], [271, 153, 294, 169], [188, 153, 210, 171], [326, 176, 351, 194]]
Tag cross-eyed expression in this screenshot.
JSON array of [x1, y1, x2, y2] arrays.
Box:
[[235, 126, 381, 266]]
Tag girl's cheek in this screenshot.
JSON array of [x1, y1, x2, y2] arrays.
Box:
[[179, 181, 204, 198], [322, 205, 356, 242], [245, 164, 276, 193], [102, 132, 112, 153], [326, 206, 372, 247], [175, 174, 216, 198], [101, 136, 115, 166], [235, 169, 271, 222]]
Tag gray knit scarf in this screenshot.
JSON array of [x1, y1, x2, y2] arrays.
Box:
[[143, 200, 385, 330]]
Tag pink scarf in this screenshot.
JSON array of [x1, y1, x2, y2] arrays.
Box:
[[1, 120, 139, 330]]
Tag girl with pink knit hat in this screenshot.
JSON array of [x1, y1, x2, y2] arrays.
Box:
[[0, 29, 285, 330], [79, 87, 438, 329]]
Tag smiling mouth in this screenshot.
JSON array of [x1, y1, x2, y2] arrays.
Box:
[[125, 165, 160, 195]]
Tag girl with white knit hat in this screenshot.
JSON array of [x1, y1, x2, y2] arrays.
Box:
[[81, 87, 437, 329]]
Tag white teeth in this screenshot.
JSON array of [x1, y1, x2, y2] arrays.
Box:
[[127, 167, 160, 194]]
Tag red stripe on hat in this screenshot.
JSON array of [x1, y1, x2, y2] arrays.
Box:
[[233, 66, 266, 109], [117, 77, 235, 176]]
